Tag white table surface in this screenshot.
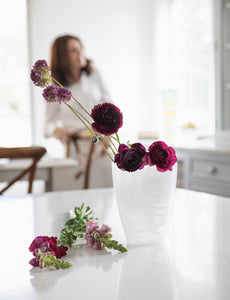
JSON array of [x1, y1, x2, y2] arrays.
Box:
[[0, 188, 229, 300]]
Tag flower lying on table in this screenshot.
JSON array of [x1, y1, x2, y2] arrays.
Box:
[[29, 204, 127, 270], [30, 60, 177, 172], [85, 220, 127, 252], [29, 236, 71, 269]]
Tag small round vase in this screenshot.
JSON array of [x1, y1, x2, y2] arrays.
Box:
[[112, 163, 177, 245]]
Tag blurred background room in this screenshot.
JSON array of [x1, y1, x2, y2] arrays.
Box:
[[1, 0, 230, 196]]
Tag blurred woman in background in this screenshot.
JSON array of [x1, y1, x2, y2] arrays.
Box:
[[45, 34, 113, 188]]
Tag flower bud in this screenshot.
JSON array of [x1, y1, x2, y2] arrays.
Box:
[[93, 232, 100, 239], [91, 136, 99, 144]]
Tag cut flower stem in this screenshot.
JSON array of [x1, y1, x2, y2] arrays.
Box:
[[53, 78, 116, 162]]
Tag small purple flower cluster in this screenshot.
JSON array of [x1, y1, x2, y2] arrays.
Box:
[[115, 141, 177, 172], [42, 85, 72, 104], [85, 219, 111, 250], [30, 60, 52, 88], [28, 236, 68, 267], [31, 60, 72, 104]]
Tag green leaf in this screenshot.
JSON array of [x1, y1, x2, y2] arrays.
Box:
[[58, 203, 96, 247], [65, 219, 76, 226]]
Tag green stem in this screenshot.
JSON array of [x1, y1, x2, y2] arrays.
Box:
[[98, 140, 114, 162], [52, 77, 114, 162], [70, 100, 92, 126], [115, 133, 121, 144], [103, 136, 117, 155], [108, 136, 118, 152], [67, 104, 95, 136], [71, 95, 93, 119], [111, 135, 121, 144], [52, 77, 64, 88], [67, 105, 114, 163], [52, 77, 92, 119]]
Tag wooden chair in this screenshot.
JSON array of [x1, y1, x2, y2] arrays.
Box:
[[0, 146, 46, 195], [65, 130, 95, 189]]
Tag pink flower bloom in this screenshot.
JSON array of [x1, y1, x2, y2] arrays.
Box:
[[147, 141, 177, 172], [86, 219, 99, 234], [85, 223, 112, 250], [99, 224, 111, 235], [115, 143, 147, 172], [91, 102, 123, 136], [85, 235, 102, 250]]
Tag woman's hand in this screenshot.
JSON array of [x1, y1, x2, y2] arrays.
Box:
[[53, 127, 73, 145]]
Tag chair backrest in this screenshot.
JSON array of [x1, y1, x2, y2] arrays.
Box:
[[65, 131, 94, 189], [0, 146, 46, 195]]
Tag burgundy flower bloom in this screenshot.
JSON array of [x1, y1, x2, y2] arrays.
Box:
[[29, 256, 40, 267], [147, 141, 177, 172], [91, 102, 123, 136], [57, 87, 72, 104], [29, 236, 50, 254], [42, 85, 59, 103], [115, 143, 147, 172], [55, 245, 68, 259], [30, 59, 52, 87], [28, 236, 68, 267]]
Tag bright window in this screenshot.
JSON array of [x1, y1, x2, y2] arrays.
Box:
[[171, 0, 215, 139], [0, 0, 31, 146]]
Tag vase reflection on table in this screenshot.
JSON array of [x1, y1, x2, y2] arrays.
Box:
[[118, 243, 178, 300], [112, 162, 177, 246]]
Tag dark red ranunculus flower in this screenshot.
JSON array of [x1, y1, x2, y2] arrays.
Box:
[[91, 102, 123, 136], [115, 143, 147, 172], [147, 141, 177, 172]]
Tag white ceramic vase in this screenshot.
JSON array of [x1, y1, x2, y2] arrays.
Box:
[[112, 163, 177, 245]]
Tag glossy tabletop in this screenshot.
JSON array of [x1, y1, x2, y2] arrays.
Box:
[[0, 188, 229, 300]]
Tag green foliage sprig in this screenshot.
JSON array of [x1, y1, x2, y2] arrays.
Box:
[[58, 203, 96, 247], [38, 252, 72, 269], [94, 233, 128, 253]]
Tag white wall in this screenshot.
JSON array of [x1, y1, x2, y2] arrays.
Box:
[[27, 0, 169, 145]]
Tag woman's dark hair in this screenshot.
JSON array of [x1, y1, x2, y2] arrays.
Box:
[[50, 35, 93, 86]]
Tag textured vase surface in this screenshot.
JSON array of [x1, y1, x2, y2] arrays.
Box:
[[112, 163, 177, 245]]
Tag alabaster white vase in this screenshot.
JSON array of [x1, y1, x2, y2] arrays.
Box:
[[112, 163, 177, 245]]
